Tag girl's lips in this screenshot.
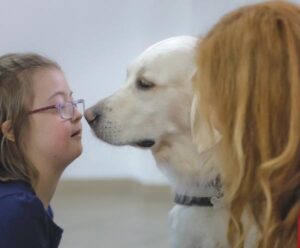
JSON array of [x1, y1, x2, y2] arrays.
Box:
[[71, 129, 81, 137]]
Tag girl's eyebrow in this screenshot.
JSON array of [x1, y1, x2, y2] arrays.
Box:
[[47, 91, 73, 101]]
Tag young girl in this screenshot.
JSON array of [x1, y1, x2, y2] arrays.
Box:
[[193, 1, 300, 248], [0, 53, 85, 247]]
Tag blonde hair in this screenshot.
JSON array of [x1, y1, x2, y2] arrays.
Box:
[[193, 1, 300, 247], [0, 53, 60, 186]]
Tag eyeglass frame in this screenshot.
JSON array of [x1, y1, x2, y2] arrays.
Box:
[[27, 99, 85, 120]]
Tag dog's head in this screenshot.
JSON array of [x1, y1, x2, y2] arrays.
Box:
[[85, 36, 206, 150]]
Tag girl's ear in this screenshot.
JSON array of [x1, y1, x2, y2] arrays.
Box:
[[1, 120, 15, 142]]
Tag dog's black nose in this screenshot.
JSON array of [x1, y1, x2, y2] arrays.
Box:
[[84, 107, 101, 125]]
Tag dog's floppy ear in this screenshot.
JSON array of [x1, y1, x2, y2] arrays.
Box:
[[191, 96, 221, 153]]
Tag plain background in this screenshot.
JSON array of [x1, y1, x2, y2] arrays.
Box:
[[1, 0, 299, 184]]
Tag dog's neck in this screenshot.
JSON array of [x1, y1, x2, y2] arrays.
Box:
[[152, 132, 222, 198]]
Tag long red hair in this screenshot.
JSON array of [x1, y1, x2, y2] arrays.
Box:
[[193, 1, 300, 247]]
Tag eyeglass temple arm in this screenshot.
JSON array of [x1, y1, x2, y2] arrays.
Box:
[[28, 105, 57, 115]]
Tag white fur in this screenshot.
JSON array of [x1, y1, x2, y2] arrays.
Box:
[[86, 36, 229, 248]]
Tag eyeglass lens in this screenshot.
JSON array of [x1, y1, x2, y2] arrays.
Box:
[[61, 102, 84, 119]]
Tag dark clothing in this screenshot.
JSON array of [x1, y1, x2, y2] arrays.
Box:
[[0, 180, 63, 248], [298, 212, 300, 248]]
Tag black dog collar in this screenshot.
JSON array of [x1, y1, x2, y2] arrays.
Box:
[[174, 176, 224, 207]]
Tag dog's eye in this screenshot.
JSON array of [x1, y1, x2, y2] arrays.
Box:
[[136, 79, 155, 90]]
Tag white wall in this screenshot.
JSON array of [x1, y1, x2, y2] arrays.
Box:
[[1, 0, 299, 184]]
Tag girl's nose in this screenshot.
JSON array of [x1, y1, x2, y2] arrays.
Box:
[[73, 106, 83, 121]]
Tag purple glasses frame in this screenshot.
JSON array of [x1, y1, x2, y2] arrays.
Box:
[[28, 99, 85, 120]]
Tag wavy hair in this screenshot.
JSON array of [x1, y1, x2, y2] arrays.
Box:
[[193, 1, 300, 247], [0, 53, 60, 187]]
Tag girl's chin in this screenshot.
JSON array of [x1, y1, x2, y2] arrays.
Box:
[[66, 145, 83, 165], [74, 145, 83, 158]]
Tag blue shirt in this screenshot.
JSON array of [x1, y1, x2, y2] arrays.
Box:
[[0, 180, 63, 248]]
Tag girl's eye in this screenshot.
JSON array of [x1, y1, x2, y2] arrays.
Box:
[[136, 78, 155, 90], [56, 102, 65, 108]]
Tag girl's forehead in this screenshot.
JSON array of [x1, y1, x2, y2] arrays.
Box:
[[32, 68, 71, 102]]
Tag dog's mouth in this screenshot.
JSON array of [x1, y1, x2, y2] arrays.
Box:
[[134, 139, 155, 148]]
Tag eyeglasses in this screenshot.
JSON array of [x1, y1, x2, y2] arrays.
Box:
[[28, 99, 85, 120]]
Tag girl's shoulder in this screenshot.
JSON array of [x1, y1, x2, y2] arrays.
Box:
[[0, 180, 63, 248], [0, 180, 45, 220]]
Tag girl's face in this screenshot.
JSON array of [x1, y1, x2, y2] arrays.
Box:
[[26, 67, 83, 172]]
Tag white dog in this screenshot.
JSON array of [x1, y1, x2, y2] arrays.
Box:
[[84, 36, 229, 248]]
